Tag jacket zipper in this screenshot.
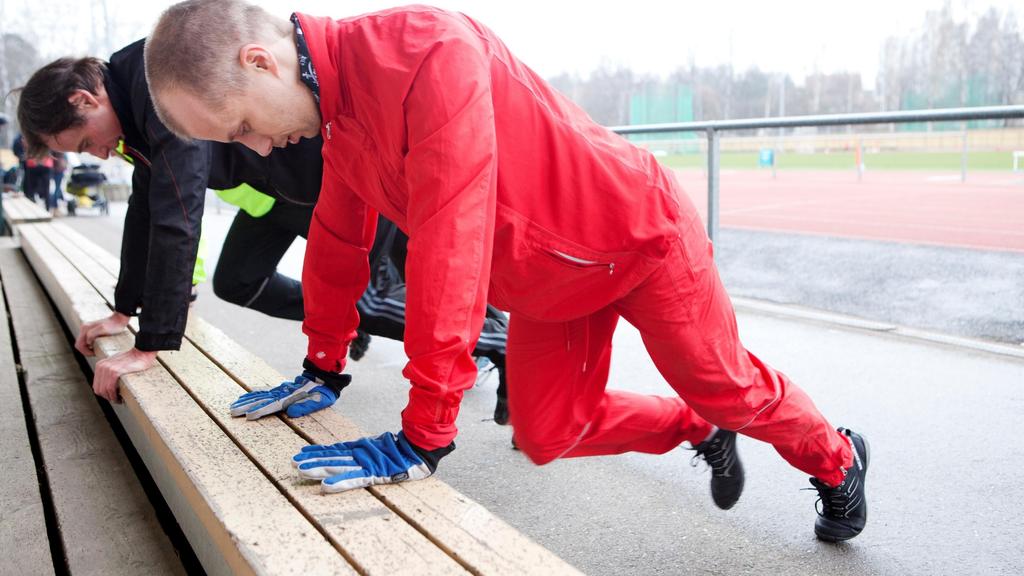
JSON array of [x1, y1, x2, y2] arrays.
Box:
[[267, 180, 315, 206], [121, 144, 151, 168], [548, 248, 615, 275]]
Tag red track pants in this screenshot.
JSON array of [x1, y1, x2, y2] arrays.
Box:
[[506, 219, 852, 486]]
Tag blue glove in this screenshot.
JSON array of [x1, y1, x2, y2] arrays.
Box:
[[292, 431, 454, 493], [230, 359, 351, 420]]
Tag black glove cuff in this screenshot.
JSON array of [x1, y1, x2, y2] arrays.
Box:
[[408, 439, 456, 473], [302, 358, 352, 395]]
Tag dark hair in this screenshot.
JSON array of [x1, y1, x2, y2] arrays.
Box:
[[15, 57, 107, 158]]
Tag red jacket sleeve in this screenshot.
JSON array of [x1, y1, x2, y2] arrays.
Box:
[[399, 34, 498, 449], [302, 164, 377, 373]]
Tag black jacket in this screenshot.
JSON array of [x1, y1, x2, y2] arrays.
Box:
[[106, 39, 323, 351], [208, 136, 322, 206]]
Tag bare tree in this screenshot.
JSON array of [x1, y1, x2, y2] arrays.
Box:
[[546, 3, 1023, 131], [578, 64, 636, 127], [0, 33, 42, 146]]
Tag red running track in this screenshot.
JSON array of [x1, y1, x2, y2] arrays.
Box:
[[672, 169, 1024, 253]]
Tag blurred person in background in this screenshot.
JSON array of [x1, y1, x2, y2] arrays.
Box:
[[11, 132, 27, 193], [22, 148, 52, 204], [48, 150, 68, 215]]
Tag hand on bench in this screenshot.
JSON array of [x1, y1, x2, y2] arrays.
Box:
[[230, 358, 352, 420], [76, 312, 160, 403], [292, 431, 455, 493], [75, 311, 131, 356], [92, 347, 160, 403]]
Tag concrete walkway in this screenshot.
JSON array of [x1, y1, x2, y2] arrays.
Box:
[[64, 201, 1024, 575]]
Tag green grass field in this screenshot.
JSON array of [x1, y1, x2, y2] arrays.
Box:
[[659, 151, 1018, 171]]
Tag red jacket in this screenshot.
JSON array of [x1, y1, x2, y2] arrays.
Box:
[[297, 7, 698, 449]]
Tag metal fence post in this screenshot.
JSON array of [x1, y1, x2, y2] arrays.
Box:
[[707, 128, 720, 250], [961, 123, 968, 183], [857, 139, 864, 182]]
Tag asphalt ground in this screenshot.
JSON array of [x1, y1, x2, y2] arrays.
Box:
[[62, 198, 1024, 575], [715, 227, 1024, 345]]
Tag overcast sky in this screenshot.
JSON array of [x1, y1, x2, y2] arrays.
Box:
[[5, 0, 1021, 89]]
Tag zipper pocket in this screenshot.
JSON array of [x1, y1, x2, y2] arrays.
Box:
[[546, 248, 615, 275]]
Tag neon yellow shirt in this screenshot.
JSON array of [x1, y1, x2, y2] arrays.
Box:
[[215, 184, 276, 218]]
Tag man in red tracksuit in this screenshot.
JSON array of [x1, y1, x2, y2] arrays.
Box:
[[146, 0, 870, 542]]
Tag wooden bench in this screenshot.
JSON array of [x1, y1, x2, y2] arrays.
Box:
[[0, 238, 53, 574], [0, 237, 184, 575], [2, 194, 52, 232], [14, 221, 581, 576]]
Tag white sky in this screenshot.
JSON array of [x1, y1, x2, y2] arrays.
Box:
[[4, 0, 1020, 90]]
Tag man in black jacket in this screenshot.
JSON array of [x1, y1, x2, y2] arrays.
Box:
[[18, 44, 205, 401], [17, 40, 510, 423]]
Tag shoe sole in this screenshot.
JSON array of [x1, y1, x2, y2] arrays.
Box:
[[815, 431, 870, 543]]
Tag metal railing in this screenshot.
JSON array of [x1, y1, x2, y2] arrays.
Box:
[[609, 105, 1024, 247]]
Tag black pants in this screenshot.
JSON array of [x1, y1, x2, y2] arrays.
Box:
[[47, 173, 65, 211], [23, 166, 51, 203], [357, 216, 509, 401], [213, 206, 509, 378], [213, 201, 312, 320]]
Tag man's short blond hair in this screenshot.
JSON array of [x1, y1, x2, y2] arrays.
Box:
[[144, 0, 290, 136]]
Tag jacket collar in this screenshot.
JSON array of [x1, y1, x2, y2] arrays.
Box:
[[293, 13, 350, 125], [103, 66, 144, 152], [290, 14, 319, 105]]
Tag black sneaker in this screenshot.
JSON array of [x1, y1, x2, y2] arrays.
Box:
[[349, 330, 371, 361], [493, 367, 509, 425], [810, 428, 870, 542], [692, 429, 745, 510], [493, 397, 510, 426]]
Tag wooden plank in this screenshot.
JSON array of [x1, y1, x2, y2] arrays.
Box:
[[2, 198, 17, 220], [18, 225, 112, 336], [3, 196, 25, 219], [2, 198, 23, 226], [374, 481, 583, 575], [0, 249, 55, 576], [50, 221, 121, 277], [42, 222, 582, 575], [18, 224, 358, 576], [37, 224, 117, 304], [19, 196, 52, 221], [0, 245, 185, 576], [22, 225, 360, 576], [1, 247, 75, 363], [15, 199, 32, 220], [180, 320, 580, 574], [38, 222, 468, 575], [188, 330, 583, 575], [160, 340, 469, 576], [3, 196, 51, 224]]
